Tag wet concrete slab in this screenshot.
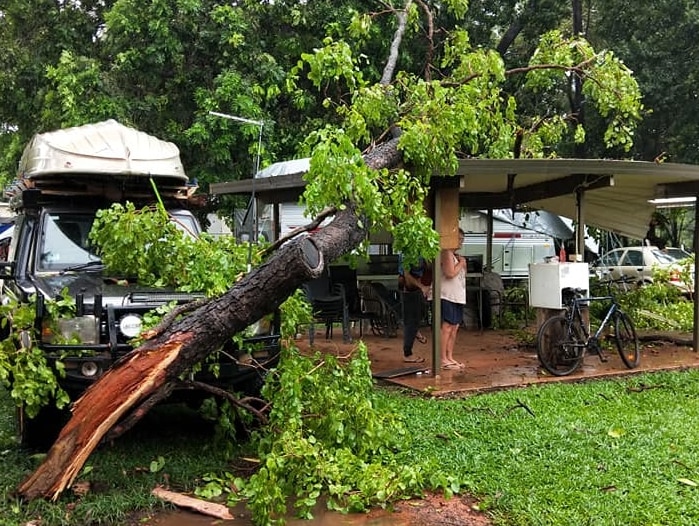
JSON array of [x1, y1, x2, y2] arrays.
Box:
[[298, 326, 699, 396]]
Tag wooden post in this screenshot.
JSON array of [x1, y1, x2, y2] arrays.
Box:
[[432, 177, 461, 374], [437, 186, 460, 249]]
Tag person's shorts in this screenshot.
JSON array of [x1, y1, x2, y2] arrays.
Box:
[[441, 299, 464, 326]]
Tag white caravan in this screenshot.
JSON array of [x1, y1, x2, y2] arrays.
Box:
[[460, 210, 560, 281]]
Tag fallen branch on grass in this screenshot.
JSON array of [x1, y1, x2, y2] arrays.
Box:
[[151, 486, 234, 520]]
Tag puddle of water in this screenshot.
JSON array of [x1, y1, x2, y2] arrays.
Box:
[[152, 501, 408, 525]]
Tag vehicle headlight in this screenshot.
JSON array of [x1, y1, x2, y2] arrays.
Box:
[[118, 314, 143, 338], [51, 316, 98, 344], [80, 361, 100, 377]]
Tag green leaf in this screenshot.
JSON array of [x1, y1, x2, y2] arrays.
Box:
[[607, 428, 625, 438]]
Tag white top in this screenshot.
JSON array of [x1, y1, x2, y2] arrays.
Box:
[[441, 251, 467, 305]]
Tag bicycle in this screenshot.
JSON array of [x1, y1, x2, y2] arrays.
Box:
[[536, 278, 640, 376]]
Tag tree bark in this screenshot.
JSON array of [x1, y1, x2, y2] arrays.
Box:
[[17, 139, 401, 501]]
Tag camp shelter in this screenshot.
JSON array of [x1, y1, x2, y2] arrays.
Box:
[[210, 157, 699, 352]]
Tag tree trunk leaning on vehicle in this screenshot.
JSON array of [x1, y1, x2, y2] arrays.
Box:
[[16, 139, 398, 501]]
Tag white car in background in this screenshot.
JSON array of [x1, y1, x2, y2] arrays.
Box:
[[592, 245, 693, 293]]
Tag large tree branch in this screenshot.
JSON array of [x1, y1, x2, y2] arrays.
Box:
[[496, 0, 539, 56], [413, 0, 434, 81], [17, 139, 402, 502], [262, 206, 337, 256], [380, 0, 413, 85], [442, 57, 598, 89]]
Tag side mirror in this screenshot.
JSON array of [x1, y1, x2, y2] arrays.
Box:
[[0, 261, 15, 280]]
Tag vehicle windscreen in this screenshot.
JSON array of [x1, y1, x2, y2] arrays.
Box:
[[38, 213, 99, 271], [651, 249, 679, 265], [38, 210, 200, 272], [169, 211, 200, 237]]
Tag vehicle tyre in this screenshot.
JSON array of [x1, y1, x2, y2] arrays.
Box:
[[536, 315, 585, 376], [615, 311, 640, 369], [16, 403, 69, 452]]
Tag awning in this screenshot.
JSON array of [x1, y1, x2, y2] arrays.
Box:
[[211, 158, 699, 240], [456, 158, 699, 240]]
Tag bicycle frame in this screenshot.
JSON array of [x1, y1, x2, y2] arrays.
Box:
[[536, 281, 640, 376], [567, 292, 619, 360]]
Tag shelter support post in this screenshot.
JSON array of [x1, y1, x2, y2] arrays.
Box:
[[486, 208, 493, 270], [575, 188, 585, 261], [433, 178, 461, 375], [694, 196, 699, 351], [273, 202, 281, 242]]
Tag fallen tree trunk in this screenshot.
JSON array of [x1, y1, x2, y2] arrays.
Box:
[[18, 138, 401, 501]]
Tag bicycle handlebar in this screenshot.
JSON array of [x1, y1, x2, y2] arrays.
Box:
[[564, 275, 631, 307]]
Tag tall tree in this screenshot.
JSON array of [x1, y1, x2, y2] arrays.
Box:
[[586, 0, 699, 163], [0, 0, 114, 175], [16, 0, 643, 501]]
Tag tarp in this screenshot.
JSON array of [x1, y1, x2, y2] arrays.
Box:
[[490, 209, 572, 239], [256, 158, 309, 178], [489, 209, 599, 253]]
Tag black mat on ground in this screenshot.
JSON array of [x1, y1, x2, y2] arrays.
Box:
[[373, 365, 430, 379]]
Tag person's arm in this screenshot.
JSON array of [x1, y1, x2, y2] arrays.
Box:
[[403, 269, 429, 294], [441, 249, 465, 279]]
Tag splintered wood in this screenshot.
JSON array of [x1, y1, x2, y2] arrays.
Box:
[[151, 486, 234, 520]]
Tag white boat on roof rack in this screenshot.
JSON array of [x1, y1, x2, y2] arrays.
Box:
[[8, 120, 193, 202]]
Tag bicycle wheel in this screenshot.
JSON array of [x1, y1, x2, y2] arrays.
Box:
[[536, 315, 585, 376], [614, 311, 640, 369]]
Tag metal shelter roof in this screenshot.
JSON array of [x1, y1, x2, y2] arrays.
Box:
[[210, 157, 699, 240], [454, 159, 699, 240]]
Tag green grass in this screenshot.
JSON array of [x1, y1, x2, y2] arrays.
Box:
[[390, 369, 699, 525], [3, 370, 699, 525], [0, 398, 247, 525]]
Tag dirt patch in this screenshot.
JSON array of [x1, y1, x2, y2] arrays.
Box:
[[364, 492, 492, 525]]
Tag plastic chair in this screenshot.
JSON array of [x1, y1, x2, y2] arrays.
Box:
[[359, 282, 402, 338], [302, 270, 351, 344]]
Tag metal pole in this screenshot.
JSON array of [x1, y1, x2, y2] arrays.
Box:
[[693, 198, 699, 351], [208, 111, 265, 261]]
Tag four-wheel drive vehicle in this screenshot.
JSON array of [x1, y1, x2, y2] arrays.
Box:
[[591, 245, 694, 293], [0, 120, 280, 448]]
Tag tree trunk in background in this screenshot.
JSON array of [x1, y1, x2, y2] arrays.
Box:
[[571, 0, 586, 158]]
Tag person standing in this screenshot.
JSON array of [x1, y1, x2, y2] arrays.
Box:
[[440, 229, 467, 369], [398, 256, 430, 363]]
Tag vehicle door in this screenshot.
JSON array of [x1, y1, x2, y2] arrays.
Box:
[[595, 248, 624, 280], [618, 248, 647, 282]]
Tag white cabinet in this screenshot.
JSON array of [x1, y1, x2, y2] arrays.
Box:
[[528, 263, 590, 309]]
